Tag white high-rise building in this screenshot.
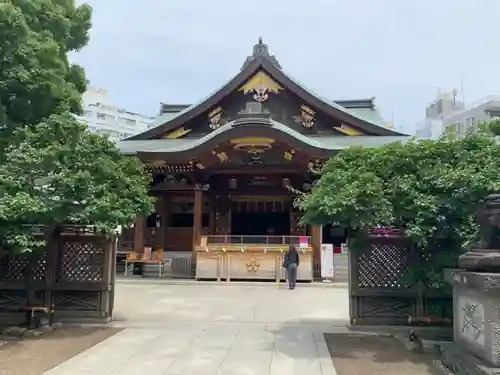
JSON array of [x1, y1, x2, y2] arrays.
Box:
[[75, 87, 154, 141], [415, 91, 500, 138]]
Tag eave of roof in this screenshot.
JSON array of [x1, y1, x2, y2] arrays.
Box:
[[119, 118, 413, 159], [128, 57, 408, 140], [334, 98, 375, 109]]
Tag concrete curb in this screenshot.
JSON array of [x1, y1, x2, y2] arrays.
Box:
[[115, 277, 349, 288]]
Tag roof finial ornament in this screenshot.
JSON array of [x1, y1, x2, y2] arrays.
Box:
[[240, 36, 282, 70]]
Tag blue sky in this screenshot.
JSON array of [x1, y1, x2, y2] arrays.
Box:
[[73, 0, 499, 134]]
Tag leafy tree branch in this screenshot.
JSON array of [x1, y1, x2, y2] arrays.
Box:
[[296, 132, 500, 287]]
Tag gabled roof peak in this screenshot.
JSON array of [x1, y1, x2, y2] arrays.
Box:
[[241, 37, 281, 70]]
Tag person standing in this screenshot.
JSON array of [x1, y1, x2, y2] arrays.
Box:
[[284, 245, 300, 289]]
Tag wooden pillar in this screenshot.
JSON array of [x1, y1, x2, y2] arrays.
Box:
[[311, 225, 322, 271], [134, 215, 145, 253], [193, 188, 203, 250], [162, 194, 170, 251], [209, 193, 216, 235], [44, 228, 60, 310]]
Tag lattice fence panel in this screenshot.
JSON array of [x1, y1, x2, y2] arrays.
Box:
[[57, 240, 104, 282], [0, 253, 47, 282], [31, 252, 47, 281], [0, 256, 27, 281], [357, 240, 410, 289], [53, 291, 101, 311], [359, 297, 414, 318]]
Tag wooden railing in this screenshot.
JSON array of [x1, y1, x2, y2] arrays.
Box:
[[203, 235, 311, 246]]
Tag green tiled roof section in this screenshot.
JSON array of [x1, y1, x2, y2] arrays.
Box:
[[270, 120, 323, 148], [118, 121, 414, 154], [142, 72, 239, 132], [308, 135, 413, 149], [279, 71, 406, 133], [346, 108, 387, 127], [120, 123, 233, 154], [141, 67, 407, 136]]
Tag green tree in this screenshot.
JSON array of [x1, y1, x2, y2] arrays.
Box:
[[0, 113, 155, 321], [0, 2, 155, 320], [0, 0, 155, 251], [296, 133, 500, 287], [0, 0, 91, 135], [480, 118, 500, 136], [0, 113, 155, 254]]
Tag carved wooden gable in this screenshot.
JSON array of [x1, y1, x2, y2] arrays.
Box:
[[131, 38, 403, 141]]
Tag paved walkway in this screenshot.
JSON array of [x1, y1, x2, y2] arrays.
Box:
[[44, 281, 349, 375]]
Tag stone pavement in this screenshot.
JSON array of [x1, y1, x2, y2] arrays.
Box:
[[44, 281, 349, 375]]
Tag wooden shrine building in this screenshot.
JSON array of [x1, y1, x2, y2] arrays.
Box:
[[118, 38, 410, 281]]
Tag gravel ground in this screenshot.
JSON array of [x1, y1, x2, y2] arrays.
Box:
[[325, 334, 443, 375], [0, 327, 121, 375]]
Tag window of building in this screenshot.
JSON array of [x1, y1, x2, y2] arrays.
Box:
[[445, 123, 459, 134], [121, 118, 136, 125], [100, 129, 119, 138], [96, 113, 115, 121], [457, 121, 467, 135], [486, 110, 500, 119], [465, 117, 476, 133]]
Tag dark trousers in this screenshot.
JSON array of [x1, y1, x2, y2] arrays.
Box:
[[287, 263, 298, 289]]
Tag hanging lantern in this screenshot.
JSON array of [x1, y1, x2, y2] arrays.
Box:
[[282, 178, 290, 188], [229, 177, 237, 190]]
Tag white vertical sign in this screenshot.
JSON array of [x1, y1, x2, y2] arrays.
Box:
[[320, 243, 334, 279]]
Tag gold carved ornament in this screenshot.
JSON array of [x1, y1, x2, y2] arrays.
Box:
[[208, 107, 223, 130], [162, 127, 192, 139], [230, 137, 275, 154], [211, 148, 228, 163], [308, 159, 325, 172], [188, 159, 205, 170], [238, 71, 283, 103], [293, 105, 316, 128], [284, 148, 295, 161], [145, 160, 166, 169], [246, 258, 260, 272], [335, 124, 364, 136]]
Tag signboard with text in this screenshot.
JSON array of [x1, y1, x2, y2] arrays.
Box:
[[299, 236, 309, 249], [320, 243, 335, 279]]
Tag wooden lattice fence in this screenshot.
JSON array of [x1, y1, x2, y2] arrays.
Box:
[[0, 226, 116, 324], [349, 230, 452, 326]]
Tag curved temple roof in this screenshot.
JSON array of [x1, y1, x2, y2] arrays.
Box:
[[129, 38, 407, 140], [119, 118, 413, 160]]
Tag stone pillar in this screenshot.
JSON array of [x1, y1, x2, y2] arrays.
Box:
[[442, 269, 500, 371], [440, 193, 500, 375], [133, 215, 145, 253], [193, 188, 203, 251]]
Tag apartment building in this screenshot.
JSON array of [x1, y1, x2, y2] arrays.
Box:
[[76, 87, 155, 141], [415, 91, 500, 138]]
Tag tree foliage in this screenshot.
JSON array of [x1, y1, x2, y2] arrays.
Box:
[[0, 1, 155, 255], [296, 133, 500, 286], [0, 0, 91, 134], [0, 113, 155, 254]]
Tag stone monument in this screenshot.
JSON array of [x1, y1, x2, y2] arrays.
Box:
[[441, 193, 500, 375]]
